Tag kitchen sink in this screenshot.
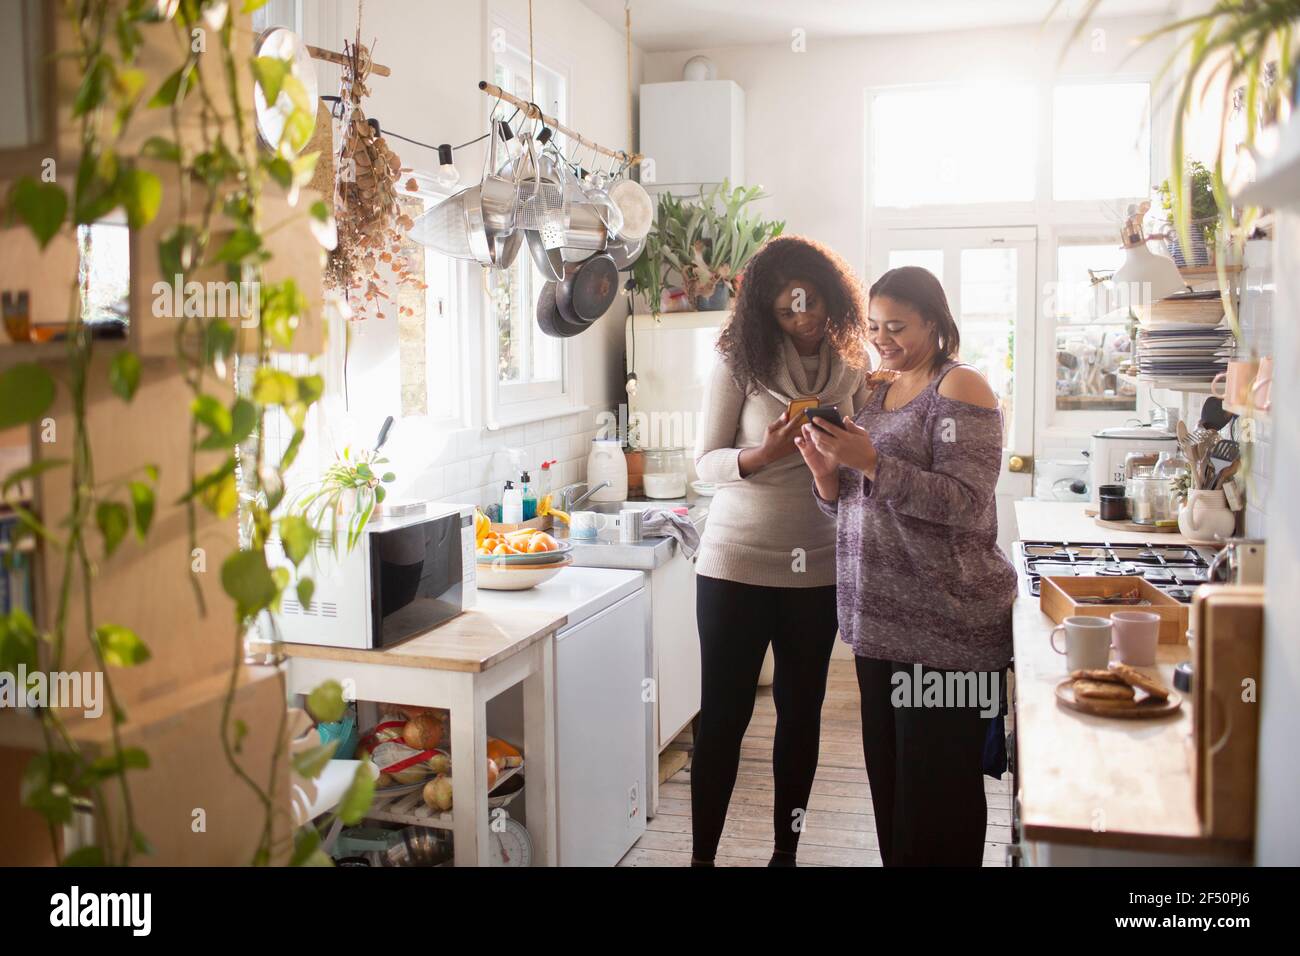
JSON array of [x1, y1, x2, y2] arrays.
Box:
[[581, 499, 688, 515]]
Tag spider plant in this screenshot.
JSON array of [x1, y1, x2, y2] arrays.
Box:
[[289, 446, 396, 554], [1050, 0, 1299, 329]]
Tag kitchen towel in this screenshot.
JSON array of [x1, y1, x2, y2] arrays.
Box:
[[641, 507, 701, 559]]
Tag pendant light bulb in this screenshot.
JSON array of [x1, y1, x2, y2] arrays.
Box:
[[432, 143, 459, 189]]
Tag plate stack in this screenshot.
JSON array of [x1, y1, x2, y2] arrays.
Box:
[[1134, 323, 1234, 389], [1136, 289, 1234, 390]]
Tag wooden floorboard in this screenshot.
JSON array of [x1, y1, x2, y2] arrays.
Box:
[[621, 658, 1013, 867]]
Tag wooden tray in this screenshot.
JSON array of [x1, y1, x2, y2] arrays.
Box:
[[1094, 517, 1180, 534], [1040, 575, 1189, 645], [1056, 679, 1182, 719]]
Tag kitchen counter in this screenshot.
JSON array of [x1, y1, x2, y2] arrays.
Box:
[[558, 495, 708, 571], [1015, 499, 1193, 545], [1011, 530, 1251, 863], [282, 605, 565, 673], [284, 602, 562, 865]]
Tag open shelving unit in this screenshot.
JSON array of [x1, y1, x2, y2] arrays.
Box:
[[365, 763, 524, 830]]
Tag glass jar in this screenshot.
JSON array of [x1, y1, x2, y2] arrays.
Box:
[[642, 447, 687, 499], [1129, 475, 1173, 526]]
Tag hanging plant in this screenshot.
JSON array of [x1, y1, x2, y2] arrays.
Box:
[[326, 37, 423, 320]]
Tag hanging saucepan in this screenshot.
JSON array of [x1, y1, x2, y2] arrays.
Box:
[[606, 233, 645, 271], [556, 253, 618, 325], [536, 280, 588, 338], [465, 119, 520, 268]]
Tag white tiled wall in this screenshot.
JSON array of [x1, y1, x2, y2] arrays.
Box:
[[403, 409, 609, 513]]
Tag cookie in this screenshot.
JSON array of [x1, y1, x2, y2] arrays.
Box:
[[1110, 663, 1171, 700], [1070, 669, 1126, 684], [1073, 679, 1136, 702]]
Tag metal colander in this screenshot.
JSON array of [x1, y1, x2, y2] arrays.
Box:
[[408, 189, 474, 259]]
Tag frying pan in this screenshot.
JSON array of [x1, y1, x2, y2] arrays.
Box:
[[556, 253, 618, 324], [536, 281, 589, 338]]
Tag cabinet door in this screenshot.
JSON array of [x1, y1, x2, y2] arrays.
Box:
[[653, 549, 701, 750]]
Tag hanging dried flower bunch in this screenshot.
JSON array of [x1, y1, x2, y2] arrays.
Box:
[[326, 37, 423, 319]]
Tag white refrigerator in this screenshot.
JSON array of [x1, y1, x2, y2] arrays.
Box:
[[624, 310, 728, 479]]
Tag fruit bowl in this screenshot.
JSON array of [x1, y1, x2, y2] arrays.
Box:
[[475, 540, 573, 566], [476, 555, 571, 590]]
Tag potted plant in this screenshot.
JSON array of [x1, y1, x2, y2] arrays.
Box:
[[1157, 161, 1219, 267], [288, 446, 396, 554], [632, 180, 785, 316]]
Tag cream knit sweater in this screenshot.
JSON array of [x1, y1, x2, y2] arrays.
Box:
[[694, 335, 871, 587]]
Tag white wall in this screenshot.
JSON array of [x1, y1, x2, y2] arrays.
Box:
[[643, 15, 1178, 280], [1255, 210, 1300, 864], [291, 0, 642, 510]]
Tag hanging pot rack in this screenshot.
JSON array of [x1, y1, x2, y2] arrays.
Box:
[[477, 80, 642, 167]]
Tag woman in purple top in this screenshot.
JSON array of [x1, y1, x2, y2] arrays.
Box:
[[794, 266, 1017, 866]]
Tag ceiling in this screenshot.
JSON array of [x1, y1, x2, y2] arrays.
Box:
[[582, 0, 1178, 52]]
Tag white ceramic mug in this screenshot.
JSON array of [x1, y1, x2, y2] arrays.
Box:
[[1110, 611, 1160, 666], [569, 511, 611, 539], [1049, 616, 1113, 673]]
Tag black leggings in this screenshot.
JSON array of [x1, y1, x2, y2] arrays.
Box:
[[691, 574, 839, 860], [855, 656, 997, 866]]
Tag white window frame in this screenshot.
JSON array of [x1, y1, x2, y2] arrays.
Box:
[[865, 74, 1167, 451], [482, 20, 583, 429], [402, 179, 473, 431], [1036, 227, 1157, 445]]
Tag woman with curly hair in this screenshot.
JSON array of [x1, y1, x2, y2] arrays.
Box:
[[690, 235, 872, 867]]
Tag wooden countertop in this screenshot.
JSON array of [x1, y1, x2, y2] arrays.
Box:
[[1012, 568, 1249, 859], [282, 606, 567, 673], [1015, 499, 1192, 545]]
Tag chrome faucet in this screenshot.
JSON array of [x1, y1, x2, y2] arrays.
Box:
[[559, 480, 611, 512]]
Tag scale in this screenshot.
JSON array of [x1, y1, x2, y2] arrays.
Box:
[[488, 812, 533, 867]]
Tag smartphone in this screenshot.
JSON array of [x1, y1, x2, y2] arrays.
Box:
[[804, 406, 845, 431], [787, 396, 820, 422]]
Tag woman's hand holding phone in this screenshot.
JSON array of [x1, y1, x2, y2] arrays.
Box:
[[798, 413, 879, 479], [738, 412, 805, 476]]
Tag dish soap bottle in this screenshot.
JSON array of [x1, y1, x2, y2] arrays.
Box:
[[501, 480, 523, 524], [520, 471, 537, 520]]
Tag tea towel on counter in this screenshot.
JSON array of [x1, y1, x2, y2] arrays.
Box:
[[641, 508, 701, 559]]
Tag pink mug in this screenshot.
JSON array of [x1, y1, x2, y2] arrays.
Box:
[[1110, 611, 1160, 666], [1251, 356, 1273, 412]]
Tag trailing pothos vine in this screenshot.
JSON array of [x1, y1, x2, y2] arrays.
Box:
[[0, 0, 373, 866]]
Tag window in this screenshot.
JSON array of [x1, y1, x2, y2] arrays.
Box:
[[1051, 242, 1135, 413], [397, 185, 461, 423], [486, 42, 571, 419], [1052, 83, 1151, 201], [871, 85, 1037, 207], [887, 249, 944, 277]]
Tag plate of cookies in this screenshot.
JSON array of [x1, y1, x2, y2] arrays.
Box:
[[1055, 664, 1181, 719]]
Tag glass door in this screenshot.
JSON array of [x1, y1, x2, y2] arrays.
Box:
[[871, 227, 1037, 553]]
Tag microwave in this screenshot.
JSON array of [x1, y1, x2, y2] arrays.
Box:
[[273, 503, 477, 650]]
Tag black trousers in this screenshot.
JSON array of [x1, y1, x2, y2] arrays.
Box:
[[691, 574, 839, 860], [854, 656, 998, 866]]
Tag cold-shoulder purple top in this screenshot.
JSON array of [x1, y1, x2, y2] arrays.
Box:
[[814, 361, 1016, 671]]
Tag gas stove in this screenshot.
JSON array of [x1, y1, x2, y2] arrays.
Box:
[[1016, 540, 1216, 604]]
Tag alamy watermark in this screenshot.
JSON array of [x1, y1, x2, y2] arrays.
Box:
[[0, 666, 104, 719], [890, 664, 1000, 718], [152, 274, 260, 327]]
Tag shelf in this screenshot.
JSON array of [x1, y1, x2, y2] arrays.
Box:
[[365, 762, 524, 830], [1178, 265, 1242, 278], [0, 338, 128, 371]]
